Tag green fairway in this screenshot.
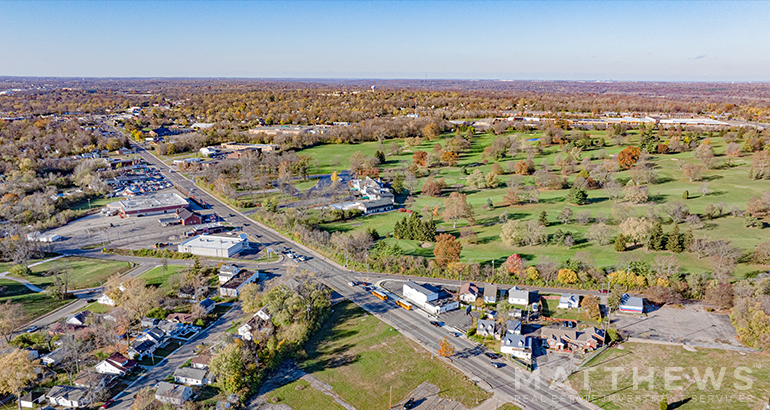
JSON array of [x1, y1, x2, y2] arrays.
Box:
[[299, 301, 492, 410]]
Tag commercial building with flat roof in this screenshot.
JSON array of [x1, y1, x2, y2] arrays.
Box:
[[109, 192, 188, 217], [177, 234, 248, 258]]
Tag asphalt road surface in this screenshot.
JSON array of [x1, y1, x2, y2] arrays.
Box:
[[120, 141, 591, 409]]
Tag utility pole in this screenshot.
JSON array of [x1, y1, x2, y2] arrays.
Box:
[[389, 386, 392, 409]]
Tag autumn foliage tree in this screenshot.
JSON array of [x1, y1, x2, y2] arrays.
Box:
[[434, 234, 462, 268], [437, 337, 455, 357], [617, 146, 641, 170], [506, 254, 523, 276], [412, 151, 428, 167]]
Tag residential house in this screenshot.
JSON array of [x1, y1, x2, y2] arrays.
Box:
[[66, 311, 90, 326], [358, 198, 394, 214], [199, 147, 219, 157], [500, 334, 532, 360], [141, 317, 159, 327], [73, 372, 112, 392], [41, 347, 67, 366], [139, 327, 166, 345], [508, 287, 536, 306], [158, 321, 185, 338], [458, 283, 480, 304], [476, 319, 498, 338], [238, 307, 273, 342], [94, 353, 137, 376], [155, 383, 194, 406], [97, 294, 116, 306], [218, 265, 242, 284], [19, 392, 45, 408], [47, 322, 84, 336], [557, 293, 580, 309], [619, 294, 644, 314], [46, 386, 91, 408], [166, 313, 195, 324], [191, 354, 211, 370], [177, 286, 208, 301], [199, 298, 216, 314], [483, 284, 498, 304], [173, 367, 212, 386], [506, 320, 522, 335], [219, 270, 261, 298], [574, 327, 605, 351], [541, 328, 577, 351], [176, 209, 202, 226], [128, 340, 157, 360]]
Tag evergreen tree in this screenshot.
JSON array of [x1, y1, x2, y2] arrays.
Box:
[[614, 234, 627, 252], [393, 218, 404, 239], [407, 213, 420, 238], [667, 224, 683, 253], [682, 190, 689, 199], [539, 210, 548, 227], [647, 221, 665, 250], [682, 228, 694, 252], [565, 186, 588, 205], [486, 197, 494, 209]]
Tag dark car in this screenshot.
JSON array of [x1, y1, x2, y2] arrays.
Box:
[[430, 321, 441, 327], [101, 400, 114, 409], [490, 362, 503, 368], [485, 352, 500, 359], [403, 398, 416, 409]]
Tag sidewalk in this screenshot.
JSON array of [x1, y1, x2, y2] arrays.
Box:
[[0, 254, 67, 292]]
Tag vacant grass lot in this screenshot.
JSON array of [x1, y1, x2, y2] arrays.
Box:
[[301, 129, 769, 278], [299, 301, 491, 410], [140, 265, 187, 289], [0, 278, 71, 319], [568, 342, 770, 410], [263, 379, 346, 410], [19, 257, 134, 290]]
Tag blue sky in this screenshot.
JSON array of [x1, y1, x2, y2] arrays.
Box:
[[1, 1, 769, 81]]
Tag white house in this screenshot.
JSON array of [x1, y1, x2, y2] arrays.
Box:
[[218, 265, 242, 284], [500, 334, 532, 360], [46, 386, 91, 408], [508, 287, 535, 306], [619, 294, 644, 313], [97, 293, 116, 306], [458, 283, 480, 304], [66, 311, 90, 326], [173, 367, 212, 386], [19, 392, 45, 408], [483, 284, 498, 304], [219, 270, 261, 298], [558, 293, 580, 309], [199, 147, 219, 157], [476, 319, 498, 338], [41, 347, 66, 366], [73, 373, 112, 393], [155, 382, 193, 406], [506, 320, 522, 335], [238, 307, 272, 342], [94, 353, 137, 376]]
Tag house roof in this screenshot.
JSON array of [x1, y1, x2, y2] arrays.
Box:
[[173, 367, 208, 381], [484, 284, 498, 298], [166, 313, 194, 323], [477, 319, 496, 332], [74, 372, 110, 388], [559, 293, 579, 303], [541, 327, 577, 341], [508, 287, 531, 301], [200, 298, 215, 308], [459, 283, 479, 296], [156, 382, 192, 399], [191, 354, 211, 367], [219, 265, 240, 274], [620, 294, 644, 310], [46, 386, 89, 402], [131, 340, 156, 353], [502, 334, 531, 349], [507, 320, 522, 333]]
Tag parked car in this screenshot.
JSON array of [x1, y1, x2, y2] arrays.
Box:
[[403, 398, 416, 409], [101, 400, 114, 409], [348, 281, 357, 287], [490, 362, 503, 368], [485, 352, 500, 359], [24, 326, 40, 333], [430, 321, 441, 327]]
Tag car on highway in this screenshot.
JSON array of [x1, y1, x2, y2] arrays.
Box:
[[24, 326, 40, 333], [101, 400, 114, 409], [484, 352, 500, 359], [430, 320, 441, 327], [490, 362, 503, 368], [403, 398, 416, 409], [348, 281, 358, 287]]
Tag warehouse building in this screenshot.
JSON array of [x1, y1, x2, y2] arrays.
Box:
[[177, 234, 248, 258], [109, 192, 189, 217]]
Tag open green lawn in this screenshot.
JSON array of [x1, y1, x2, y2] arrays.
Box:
[[498, 404, 524, 410], [291, 177, 321, 191], [262, 379, 346, 410], [0, 279, 71, 320], [306, 129, 769, 279], [299, 301, 491, 410], [140, 264, 187, 289], [81, 301, 113, 314], [19, 257, 134, 290], [569, 342, 770, 410], [69, 196, 125, 211]]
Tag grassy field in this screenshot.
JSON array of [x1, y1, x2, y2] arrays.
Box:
[[262, 379, 346, 410], [498, 404, 524, 410], [69, 196, 124, 211], [19, 257, 134, 290], [298, 301, 492, 410], [294, 129, 769, 278], [140, 264, 188, 289], [0, 278, 71, 319], [568, 342, 770, 410]]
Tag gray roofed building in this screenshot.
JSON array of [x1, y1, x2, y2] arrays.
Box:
[[358, 198, 394, 214], [46, 386, 91, 408], [506, 320, 522, 335], [173, 367, 212, 386], [484, 284, 498, 303], [155, 382, 194, 405], [477, 319, 497, 338]]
